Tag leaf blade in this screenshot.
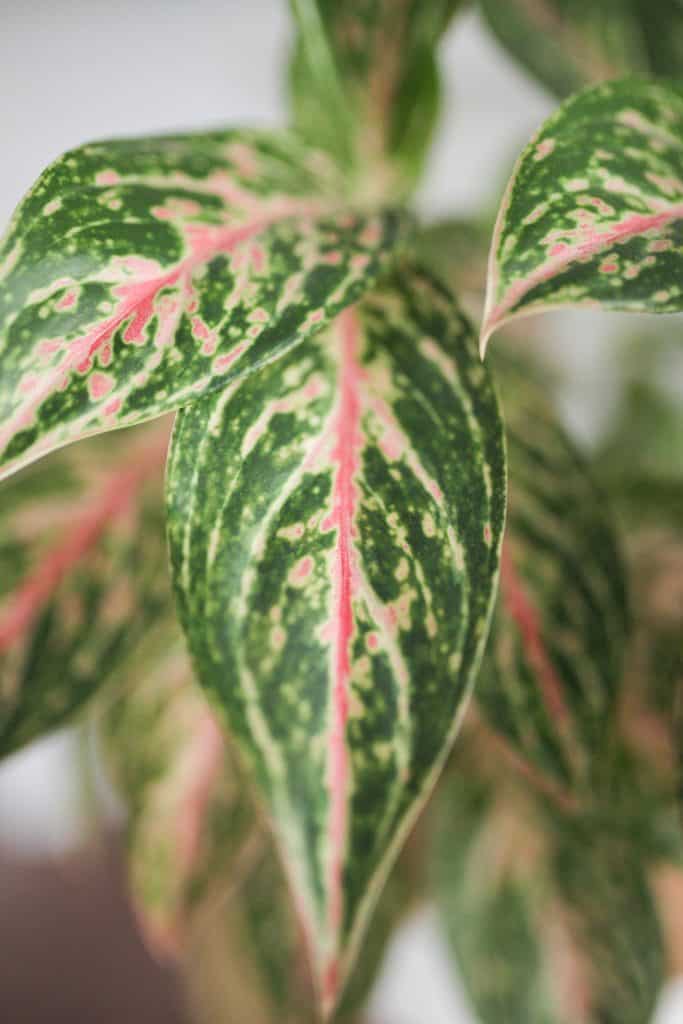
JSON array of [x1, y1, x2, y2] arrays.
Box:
[[166, 263, 506, 1014], [289, 1, 463, 201], [0, 130, 405, 481], [482, 78, 683, 352]]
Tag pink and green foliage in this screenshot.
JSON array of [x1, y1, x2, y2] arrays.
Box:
[[166, 262, 505, 1009], [482, 78, 683, 350], [0, 130, 404, 481], [2, 3, 683, 1021], [0, 422, 171, 757], [432, 737, 667, 1024]]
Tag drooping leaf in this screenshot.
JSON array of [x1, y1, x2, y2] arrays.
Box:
[[289, 0, 463, 201], [96, 651, 412, 1024], [475, 364, 629, 790], [432, 744, 666, 1024], [0, 422, 171, 757], [482, 78, 683, 351], [480, 0, 683, 100], [0, 129, 405, 481], [166, 263, 506, 1015]]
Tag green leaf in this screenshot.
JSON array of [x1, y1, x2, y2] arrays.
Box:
[[0, 423, 172, 757], [476, 363, 629, 790], [480, 0, 683, 99], [166, 263, 506, 1015], [0, 129, 405, 481], [432, 750, 666, 1024], [97, 655, 411, 1024], [289, 1, 463, 201], [482, 78, 683, 351]]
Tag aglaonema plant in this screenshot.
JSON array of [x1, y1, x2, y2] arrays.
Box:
[[1, 3, 682, 1021]]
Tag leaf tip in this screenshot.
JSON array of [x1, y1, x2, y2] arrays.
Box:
[[479, 314, 499, 358]]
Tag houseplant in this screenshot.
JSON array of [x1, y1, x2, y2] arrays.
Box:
[[0, 2, 681, 1021]]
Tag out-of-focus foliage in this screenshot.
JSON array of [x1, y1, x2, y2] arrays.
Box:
[[0, 423, 171, 758], [480, 0, 683, 99]]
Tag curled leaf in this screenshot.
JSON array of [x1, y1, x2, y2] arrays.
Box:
[[482, 78, 683, 351]]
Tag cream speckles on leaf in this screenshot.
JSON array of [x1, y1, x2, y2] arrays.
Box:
[[165, 263, 506, 1017], [482, 78, 683, 352], [0, 129, 405, 481]]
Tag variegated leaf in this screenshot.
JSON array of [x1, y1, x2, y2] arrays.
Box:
[[0, 422, 171, 757], [475, 366, 629, 790], [166, 263, 506, 1015], [289, 0, 463, 201], [95, 643, 254, 959], [480, 0, 683, 99], [482, 78, 683, 351], [96, 653, 411, 1024], [432, 744, 665, 1024], [0, 129, 405, 481]]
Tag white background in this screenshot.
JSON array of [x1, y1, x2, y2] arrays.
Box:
[[0, 3, 681, 1020]]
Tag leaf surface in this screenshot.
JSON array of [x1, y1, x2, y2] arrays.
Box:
[[166, 263, 505, 1014], [482, 78, 683, 351], [0, 130, 404, 481], [480, 0, 683, 99], [0, 423, 171, 757]]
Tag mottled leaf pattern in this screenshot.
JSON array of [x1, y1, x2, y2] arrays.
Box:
[[482, 78, 683, 350], [480, 0, 683, 99], [166, 264, 505, 1014], [432, 745, 665, 1024], [96, 653, 411, 1024], [0, 423, 171, 757], [290, 0, 462, 201], [476, 367, 629, 789], [0, 129, 404, 480]]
